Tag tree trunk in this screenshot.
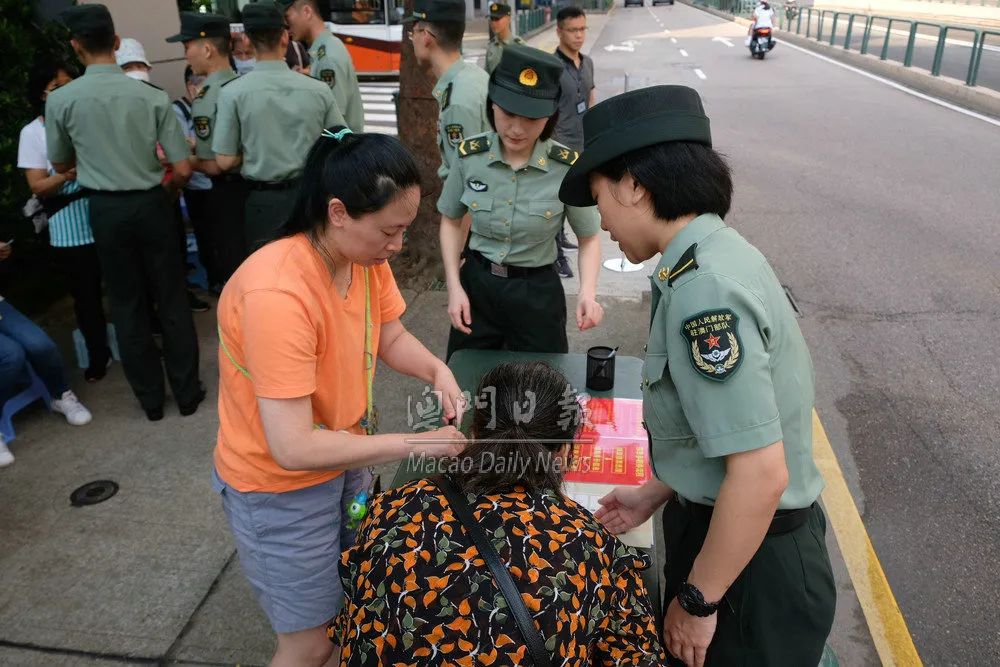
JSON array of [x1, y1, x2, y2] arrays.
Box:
[[391, 4, 444, 288]]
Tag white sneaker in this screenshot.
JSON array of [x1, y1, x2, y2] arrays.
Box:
[[52, 390, 93, 426], [0, 438, 13, 467]]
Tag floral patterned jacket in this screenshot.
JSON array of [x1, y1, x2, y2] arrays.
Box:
[[331, 478, 667, 666]]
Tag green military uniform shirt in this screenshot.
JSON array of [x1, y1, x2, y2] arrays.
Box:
[[485, 33, 526, 75], [309, 29, 365, 133], [433, 59, 489, 181], [191, 68, 237, 161], [212, 60, 346, 182], [641, 213, 824, 509], [45, 64, 189, 191], [437, 132, 600, 267]]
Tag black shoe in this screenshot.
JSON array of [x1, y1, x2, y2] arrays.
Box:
[[179, 387, 207, 417], [85, 355, 112, 383], [188, 290, 210, 313], [557, 231, 578, 251], [555, 256, 574, 279], [145, 406, 165, 421]]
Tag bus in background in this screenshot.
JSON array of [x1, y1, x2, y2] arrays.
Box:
[[327, 0, 404, 77]]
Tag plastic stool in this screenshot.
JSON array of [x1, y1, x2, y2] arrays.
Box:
[[72, 323, 121, 370], [0, 362, 53, 443]]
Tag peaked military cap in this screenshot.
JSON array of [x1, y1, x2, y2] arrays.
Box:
[[488, 2, 512, 18], [241, 3, 286, 32], [166, 12, 231, 43], [559, 85, 713, 207], [489, 44, 562, 120], [60, 4, 115, 37], [403, 0, 466, 24]]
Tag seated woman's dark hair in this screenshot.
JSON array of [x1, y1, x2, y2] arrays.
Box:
[[282, 126, 422, 239], [595, 141, 733, 221], [450, 361, 580, 496]]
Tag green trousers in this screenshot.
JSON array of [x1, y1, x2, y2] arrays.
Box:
[[446, 255, 568, 361], [661, 499, 837, 666], [245, 188, 297, 254], [89, 188, 201, 410]]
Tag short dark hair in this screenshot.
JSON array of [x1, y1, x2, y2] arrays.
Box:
[[248, 27, 285, 52], [293, 0, 325, 15], [282, 127, 422, 240], [206, 35, 231, 56], [425, 20, 464, 51], [486, 95, 559, 142], [595, 142, 733, 220], [29, 58, 73, 116], [451, 361, 580, 496], [74, 29, 116, 54], [557, 6, 586, 24]]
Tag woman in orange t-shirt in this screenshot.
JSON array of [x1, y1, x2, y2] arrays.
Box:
[[213, 127, 465, 667]]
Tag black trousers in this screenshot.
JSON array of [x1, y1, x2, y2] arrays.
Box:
[[50, 243, 110, 370], [446, 255, 568, 361], [245, 188, 296, 255], [661, 499, 836, 666], [89, 188, 201, 410], [209, 175, 249, 282], [183, 188, 219, 287]]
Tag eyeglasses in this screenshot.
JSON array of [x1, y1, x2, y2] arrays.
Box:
[[407, 25, 438, 39]]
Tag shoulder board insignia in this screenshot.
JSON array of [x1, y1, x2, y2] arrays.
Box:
[[514, 36, 526, 44], [548, 145, 579, 166], [458, 137, 491, 158], [317, 44, 327, 59], [139, 80, 164, 91], [667, 243, 699, 287], [441, 82, 452, 110], [195, 85, 210, 99]]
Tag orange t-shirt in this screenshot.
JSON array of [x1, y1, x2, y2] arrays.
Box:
[[214, 234, 406, 493]]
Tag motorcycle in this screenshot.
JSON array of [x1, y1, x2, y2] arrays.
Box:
[[784, 0, 799, 22], [749, 27, 775, 59]]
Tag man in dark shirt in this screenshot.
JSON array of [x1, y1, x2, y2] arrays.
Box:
[[552, 6, 595, 277]]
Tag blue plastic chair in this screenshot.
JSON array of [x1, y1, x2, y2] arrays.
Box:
[[0, 362, 53, 443]]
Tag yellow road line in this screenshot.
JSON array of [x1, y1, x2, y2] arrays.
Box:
[[813, 410, 923, 667]]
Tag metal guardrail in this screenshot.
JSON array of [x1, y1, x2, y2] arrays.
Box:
[[517, 8, 549, 34], [695, 0, 996, 86]]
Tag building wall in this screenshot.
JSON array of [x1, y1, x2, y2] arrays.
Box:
[[84, 0, 188, 100]]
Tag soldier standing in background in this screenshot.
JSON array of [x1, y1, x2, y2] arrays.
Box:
[[46, 4, 204, 422], [484, 2, 524, 75], [281, 0, 366, 133], [405, 0, 489, 182], [168, 11, 248, 286], [212, 2, 345, 252]]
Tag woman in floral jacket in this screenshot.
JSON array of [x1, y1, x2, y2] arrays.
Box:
[[331, 361, 667, 666]]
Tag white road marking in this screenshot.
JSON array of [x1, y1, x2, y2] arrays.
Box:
[[664, 28, 671, 34], [359, 86, 394, 93], [713, 36, 734, 47], [362, 94, 394, 103], [679, 48, 689, 57], [694, 68, 707, 79], [778, 40, 1000, 128], [364, 125, 398, 135], [605, 44, 636, 52], [364, 112, 397, 122], [364, 103, 396, 111], [670, 37, 678, 44]]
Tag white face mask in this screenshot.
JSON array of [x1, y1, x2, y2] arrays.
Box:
[[234, 57, 256, 75], [125, 69, 150, 82]]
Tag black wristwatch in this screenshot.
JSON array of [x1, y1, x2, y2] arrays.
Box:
[[676, 581, 721, 617]]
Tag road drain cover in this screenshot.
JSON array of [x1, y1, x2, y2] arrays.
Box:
[[70, 480, 119, 507]]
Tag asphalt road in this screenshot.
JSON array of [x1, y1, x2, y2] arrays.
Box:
[[592, 2, 1000, 664]]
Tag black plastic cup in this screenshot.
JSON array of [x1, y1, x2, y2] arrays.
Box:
[[586, 346, 616, 392]]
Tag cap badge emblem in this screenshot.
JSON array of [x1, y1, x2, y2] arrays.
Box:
[[519, 67, 538, 87]]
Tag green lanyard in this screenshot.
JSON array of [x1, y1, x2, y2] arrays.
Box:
[[218, 266, 377, 435]]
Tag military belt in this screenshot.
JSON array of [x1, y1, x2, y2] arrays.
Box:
[[246, 178, 300, 192], [678, 496, 814, 536], [469, 250, 554, 279]]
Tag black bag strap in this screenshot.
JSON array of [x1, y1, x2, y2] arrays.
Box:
[[433, 474, 553, 667], [173, 98, 193, 123]]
